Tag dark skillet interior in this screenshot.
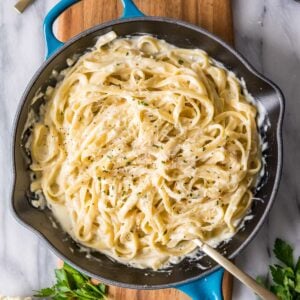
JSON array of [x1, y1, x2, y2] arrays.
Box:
[[11, 18, 284, 289]]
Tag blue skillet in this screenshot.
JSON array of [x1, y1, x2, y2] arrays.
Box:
[[11, 0, 284, 299]]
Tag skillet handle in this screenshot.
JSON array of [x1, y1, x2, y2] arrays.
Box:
[[176, 268, 224, 300], [43, 0, 144, 59], [121, 0, 144, 18], [43, 0, 80, 58]]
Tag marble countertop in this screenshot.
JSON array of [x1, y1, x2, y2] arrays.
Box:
[[1, 0, 300, 298]]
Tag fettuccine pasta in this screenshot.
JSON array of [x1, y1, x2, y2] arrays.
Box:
[[27, 32, 261, 269]]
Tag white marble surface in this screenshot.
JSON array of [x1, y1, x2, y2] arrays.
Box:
[[1, 0, 300, 298]]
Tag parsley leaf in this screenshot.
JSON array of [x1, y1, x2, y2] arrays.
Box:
[[274, 238, 294, 268], [35, 262, 107, 299], [257, 239, 300, 300], [35, 287, 55, 297], [270, 265, 287, 285], [271, 284, 293, 300]]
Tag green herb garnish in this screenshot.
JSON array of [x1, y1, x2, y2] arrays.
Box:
[[256, 239, 300, 300], [178, 59, 184, 65], [35, 262, 107, 299], [153, 144, 163, 149], [138, 100, 149, 106]]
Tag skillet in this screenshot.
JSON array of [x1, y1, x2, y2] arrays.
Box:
[[10, 0, 284, 298]]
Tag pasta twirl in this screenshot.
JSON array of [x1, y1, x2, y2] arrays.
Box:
[[27, 32, 261, 269]]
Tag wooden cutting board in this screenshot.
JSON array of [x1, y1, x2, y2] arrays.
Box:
[[57, 1, 234, 299]]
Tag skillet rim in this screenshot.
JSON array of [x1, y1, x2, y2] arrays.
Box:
[[10, 16, 285, 289]]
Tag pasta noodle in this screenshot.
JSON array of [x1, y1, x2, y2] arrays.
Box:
[[27, 32, 261, 269]]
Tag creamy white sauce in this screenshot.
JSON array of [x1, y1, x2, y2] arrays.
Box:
[[50, 203, 73, 233]]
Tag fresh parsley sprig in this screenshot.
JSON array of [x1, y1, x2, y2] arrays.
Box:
[[257, 239, 300, 300], [35, 262, 107, 300]]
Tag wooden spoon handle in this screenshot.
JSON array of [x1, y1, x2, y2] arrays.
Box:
[[195, 241, 278, 300], [14, 0, 35, 13]]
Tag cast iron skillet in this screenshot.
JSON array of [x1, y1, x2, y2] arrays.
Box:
[[10, 0, 284, 298]]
